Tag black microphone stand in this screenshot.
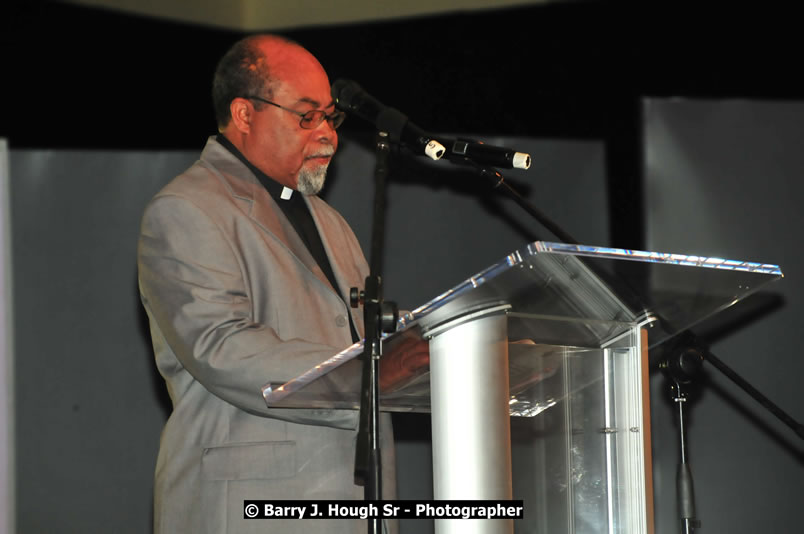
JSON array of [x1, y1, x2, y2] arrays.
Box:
[[659, 337, 704, 534], [457, 158, 803, 534], [352, 131, 398, 534]]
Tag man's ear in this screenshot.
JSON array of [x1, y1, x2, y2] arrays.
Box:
[[229, 98, 252, 134]]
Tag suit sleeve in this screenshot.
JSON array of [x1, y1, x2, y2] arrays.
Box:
[[138, 193, 354, 419]]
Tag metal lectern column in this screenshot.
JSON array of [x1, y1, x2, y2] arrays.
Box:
[[428, 308, 513, 534]]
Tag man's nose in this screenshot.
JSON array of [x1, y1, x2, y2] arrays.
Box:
[[315, 119, 337, 144]]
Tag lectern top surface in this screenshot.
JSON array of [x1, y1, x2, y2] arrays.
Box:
[[262, 241, 783, 410]]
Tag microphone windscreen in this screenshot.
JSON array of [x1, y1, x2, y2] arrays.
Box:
[[331, 79, 362, 111]]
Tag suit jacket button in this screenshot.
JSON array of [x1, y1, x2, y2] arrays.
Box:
[[335, 315, 347, 327]]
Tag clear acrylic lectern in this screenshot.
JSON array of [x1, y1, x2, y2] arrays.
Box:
[[262, 242, 783, 534]]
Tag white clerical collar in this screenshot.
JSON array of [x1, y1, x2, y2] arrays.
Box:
[[280, 187, 294, 200]]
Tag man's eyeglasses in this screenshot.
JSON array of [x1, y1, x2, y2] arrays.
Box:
[[244, 96, 346, 129]]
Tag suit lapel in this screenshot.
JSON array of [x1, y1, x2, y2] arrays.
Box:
[[199, 137, 334, 293], [250, 191, 334, 290], [306, 195, 366, 337]]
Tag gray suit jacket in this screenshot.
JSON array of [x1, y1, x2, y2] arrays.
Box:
[[138, 137, 396, 534]]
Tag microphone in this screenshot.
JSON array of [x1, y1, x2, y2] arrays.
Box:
[[442, 138, 531, 170], [332, 79, 531, 170], [331, 79, 445, 161]]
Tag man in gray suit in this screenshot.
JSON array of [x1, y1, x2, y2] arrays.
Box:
[[138, 34, 396, 534]]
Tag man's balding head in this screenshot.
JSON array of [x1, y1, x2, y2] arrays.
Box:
[[212, 35, 318, 130]]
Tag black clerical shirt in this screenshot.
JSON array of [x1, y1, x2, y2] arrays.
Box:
[[217, 135, 359, 343]]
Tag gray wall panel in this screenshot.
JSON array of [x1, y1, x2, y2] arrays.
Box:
[[327, 135, 609, 311], [10, 150, 195, 533], [644, 99, 804, 534]]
